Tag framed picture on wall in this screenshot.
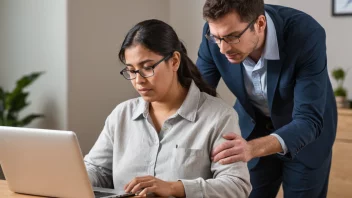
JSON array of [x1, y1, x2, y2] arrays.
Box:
[[333, 0, 352, 16]]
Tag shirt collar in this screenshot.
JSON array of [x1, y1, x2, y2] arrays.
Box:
[[263, 12, 280, 60], [131, 80, 200, 122], [176, 81, 200, 122], [132, 98, 149, 120]]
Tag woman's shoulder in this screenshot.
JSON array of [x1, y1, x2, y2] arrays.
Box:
[[199, 93, 238, 117], [109, 97, 144, 117]]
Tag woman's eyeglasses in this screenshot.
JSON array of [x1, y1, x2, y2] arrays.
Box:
[[120, 53, 172, 80]]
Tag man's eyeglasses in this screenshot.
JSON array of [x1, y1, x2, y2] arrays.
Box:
[[120, 53, 172, 80], [205, 20, 256, 44]]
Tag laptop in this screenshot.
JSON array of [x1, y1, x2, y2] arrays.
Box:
[[0, 126, 135, 198]]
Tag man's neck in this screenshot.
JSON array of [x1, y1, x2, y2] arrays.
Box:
[[249, 29, 266, 63]]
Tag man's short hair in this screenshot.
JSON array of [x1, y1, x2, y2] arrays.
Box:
[[203, 0, 265, 23]]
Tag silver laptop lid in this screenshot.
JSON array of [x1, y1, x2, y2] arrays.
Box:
[[0, 126, 95, 198]]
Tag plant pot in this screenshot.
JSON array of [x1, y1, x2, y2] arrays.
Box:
[[336, 96, 347, 108]]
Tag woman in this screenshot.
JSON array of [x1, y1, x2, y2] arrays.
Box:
[[84, 19, 251, 197]]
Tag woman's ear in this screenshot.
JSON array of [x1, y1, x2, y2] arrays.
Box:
[[170, 51, 181, 72]]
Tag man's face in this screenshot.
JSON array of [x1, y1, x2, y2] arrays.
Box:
[[208, 11, 261, 64]]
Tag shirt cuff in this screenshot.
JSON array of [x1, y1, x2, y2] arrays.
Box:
[[179, 179, 203, 198], [270, 133, 288, 155]]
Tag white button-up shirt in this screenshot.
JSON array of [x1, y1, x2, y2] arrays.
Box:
[[242, 12, 288, 154]]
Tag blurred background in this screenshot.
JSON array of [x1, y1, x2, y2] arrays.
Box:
[[0, 0, 351, 197]]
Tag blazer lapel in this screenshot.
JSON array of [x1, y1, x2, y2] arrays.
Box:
[[266, 5, 286, 116], [225, 61, 255, 119], [267, 53, 286, 113]]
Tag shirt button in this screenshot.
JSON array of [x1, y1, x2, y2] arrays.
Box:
[[162, 125, 169, 131]]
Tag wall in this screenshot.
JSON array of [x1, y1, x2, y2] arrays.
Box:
[[67, 0, 170, 154], [0, 0, 67, 130], [1, 0, 350, 155], [169, 0, 237, 106]]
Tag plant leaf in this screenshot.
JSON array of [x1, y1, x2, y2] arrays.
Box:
[[6, 112, 18, 124], [6, 72, 44, 108], [2, 119, 18, 127], [332, 68, 345, 81], [0, 87, 4, 100], [0, 72, 45, 127], [334, 86, 347, 97], [18, 114, 44, 127], [6, 92, 29, 115], [15, 72, 44, 91], [0, 87, 4, 118]]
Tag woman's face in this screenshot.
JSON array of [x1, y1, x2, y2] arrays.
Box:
[[123, 44, 180, 103]]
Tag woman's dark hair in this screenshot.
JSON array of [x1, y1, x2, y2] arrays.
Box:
[[118, 19, 216, 97], [203, 0, 264, 24]]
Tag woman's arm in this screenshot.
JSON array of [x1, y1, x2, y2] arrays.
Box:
[[84, 114, 115, 188], [179, 109, 251, 197]]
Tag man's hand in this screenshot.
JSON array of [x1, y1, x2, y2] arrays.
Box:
[[124, 175, 185, 197], [212, 133, 254, 164], [212, 133, 284, 165]]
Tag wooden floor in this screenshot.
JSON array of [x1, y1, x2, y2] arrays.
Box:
[[277, 109, 352, 198]]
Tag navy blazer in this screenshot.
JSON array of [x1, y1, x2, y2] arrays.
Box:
[[196, 5, 337, 169]]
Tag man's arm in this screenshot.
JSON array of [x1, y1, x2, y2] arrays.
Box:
[[273, 27, 328, 159], [248, 135, 283, 158], [212, 133, 282, 164], [213, 27, 329, 163]]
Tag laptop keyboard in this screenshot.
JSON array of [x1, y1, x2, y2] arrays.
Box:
[[94, 191, 116, 198], [114, 192, 136, 197]]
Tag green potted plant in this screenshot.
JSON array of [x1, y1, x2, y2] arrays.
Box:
[[332, 68, 349, 108], [0, 72, 44, 180]]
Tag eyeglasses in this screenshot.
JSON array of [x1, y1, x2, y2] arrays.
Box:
[[120, 53, 172, 80], [205, 20, 256, 44]]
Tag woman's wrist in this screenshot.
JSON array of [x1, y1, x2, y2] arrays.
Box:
[[169, 181, 185, 197]]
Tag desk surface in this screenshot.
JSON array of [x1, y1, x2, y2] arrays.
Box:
[[338, 108, 352, 116], [0, 180, 34, 197], [0, 180, 148, 198]]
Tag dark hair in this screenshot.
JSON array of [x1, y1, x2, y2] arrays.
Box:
[[119, 19, 216, 97], [203, 0, 264, 23]]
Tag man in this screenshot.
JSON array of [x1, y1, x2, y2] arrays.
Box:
[[196, 0, 337, 197]]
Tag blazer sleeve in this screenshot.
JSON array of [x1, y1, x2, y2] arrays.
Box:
[[196, 23, 221, 89], [274, 27, 328, 159]]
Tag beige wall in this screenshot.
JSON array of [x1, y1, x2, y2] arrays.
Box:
[[0, 0, 67, 130], [1, 0, 350, 155], [0, 0, 170, 155], [169, 0, 237, 106], [67, 0, 170, 154]]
